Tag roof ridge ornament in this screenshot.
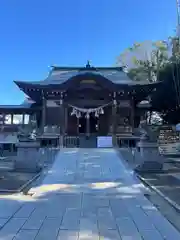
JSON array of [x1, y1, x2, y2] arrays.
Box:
[[86, 60, 91, 68]]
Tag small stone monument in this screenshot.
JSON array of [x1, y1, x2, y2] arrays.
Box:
[[15, 141, 41, 172]]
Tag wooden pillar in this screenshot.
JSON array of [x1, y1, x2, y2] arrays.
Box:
[[59, 92, 65, 135], [131, 97, 135, 132], [41, 92, 46, 133], [77, 117, 79, 135], [64, 106, 68, 135], [112, 92, 117, 146], [58, 92, 65, 147], [86, 115, 90, 137], [59, 103, 63, 135], [22, 114, 25, 125], [11, 114, 13, 125], [1, 114, 5, 125]]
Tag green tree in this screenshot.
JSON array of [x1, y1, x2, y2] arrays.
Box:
[[151, 61, 180, 124], [117, 40, 170, 82]]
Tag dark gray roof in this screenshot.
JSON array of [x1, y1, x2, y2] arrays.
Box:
[[21, 98, 35, 107], [0, 99, 35, 109], [51, 65, 123, 71], [30, 68, 134, 85], [0, 104, 32, 109], [14, 65, 161, 92]]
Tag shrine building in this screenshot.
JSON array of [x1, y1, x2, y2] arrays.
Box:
[[0, 62, 160, 146]]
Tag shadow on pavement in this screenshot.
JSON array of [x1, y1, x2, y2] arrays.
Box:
[[0, 148, 178, 239]]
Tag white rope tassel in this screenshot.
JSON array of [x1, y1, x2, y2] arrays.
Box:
[[76, 111, 81, 118], [86, 112, 90, 119], [69, 101, 112, 118], [100, 108, 104, 114], [70, 108, 76, 116]]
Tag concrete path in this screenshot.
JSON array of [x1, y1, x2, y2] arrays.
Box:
[[0, 148, 179, 239]]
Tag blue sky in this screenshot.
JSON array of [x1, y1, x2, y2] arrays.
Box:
[[0, 0, 177, 104]]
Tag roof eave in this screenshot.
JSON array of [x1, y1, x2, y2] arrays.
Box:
[[14, 81, 44, 89], [51, 65, 123, 71], [115, 81, 161, 86]]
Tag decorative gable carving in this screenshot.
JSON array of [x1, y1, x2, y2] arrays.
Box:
[[80, 79, 96, 84]]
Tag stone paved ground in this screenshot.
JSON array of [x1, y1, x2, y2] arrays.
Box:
[[0, 148, 179, 239]]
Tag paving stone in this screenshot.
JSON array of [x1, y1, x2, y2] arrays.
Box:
[[116, 217, 142, 239], [0, 149, 179, 239], [140, 229, 164, 240], [57, 230, 79, 240], [44, 198, 66, 218], [83, 194, 109, 208], [97, 207, 117, 230], [0, 201, 22, 218], [0, 218, 9, 229], [144, 207, 180, 239], [0, 218, 27, 240], [79, 230, 99, 240], [35, 218, 61, 240], [45, 205, 65, 218], [15, 203, 36, 218], [22, 207, 46, 230], [13, 229, 38, 240], [99, 229, 121, 240], [57, 193, 82, 208], [80, 217, 98, 232], [110, 198, 130, 219], [79, 217, 99, 240], [46, 195, 66, 207], [94, 196, 110, 207], [60, 208, 81, 230], [126, 205, 155, 231]]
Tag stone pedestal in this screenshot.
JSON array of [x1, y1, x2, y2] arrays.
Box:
[[135, 141, 164, 173], [15, 141, 41, 172]]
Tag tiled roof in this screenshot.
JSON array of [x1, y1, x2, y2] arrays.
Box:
[[0, 105, 32, 109], [0, 99, 35, 109], [14, 66, 161, 91], [31, 68, 134, 85]]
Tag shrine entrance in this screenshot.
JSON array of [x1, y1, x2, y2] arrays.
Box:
[[69, 103, 108, 136], [79, 117, 86, 134], [78, 115, 98, 134], [90, 115, 98, 134]]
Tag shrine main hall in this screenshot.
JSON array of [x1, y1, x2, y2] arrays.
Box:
[[0, 62, 159, 140]]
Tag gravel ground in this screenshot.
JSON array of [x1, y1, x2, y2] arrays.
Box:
[[0, 148, 58, 193]]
